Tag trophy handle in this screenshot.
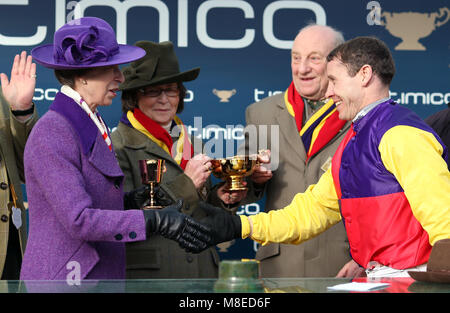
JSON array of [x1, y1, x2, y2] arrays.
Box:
[[435, 7, 450, 28], [379, 11, 391, 26]]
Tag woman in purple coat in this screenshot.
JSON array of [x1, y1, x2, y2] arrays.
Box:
[[20, 17, 210, 281]]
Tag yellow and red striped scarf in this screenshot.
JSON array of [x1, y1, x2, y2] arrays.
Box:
[[285, 82, 346, 162], [126, 108, 193, 170]]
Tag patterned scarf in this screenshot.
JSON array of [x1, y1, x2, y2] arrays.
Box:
[[125, 108, 193, 170], [60, 85, 112, 151], [284, 82, 347, 162]]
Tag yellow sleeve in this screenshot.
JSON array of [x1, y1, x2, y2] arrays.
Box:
[[242, 168, 342, 245], [379, 125, 450, 245]]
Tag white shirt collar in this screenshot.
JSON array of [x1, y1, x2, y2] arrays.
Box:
[[352, 97, 390, 123]]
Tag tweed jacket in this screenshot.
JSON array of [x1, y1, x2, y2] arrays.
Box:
[[20, 92, 147, 280], [244, 92, 352, 277], [0, 92, 38, 277], [111, 121, 221, 278]]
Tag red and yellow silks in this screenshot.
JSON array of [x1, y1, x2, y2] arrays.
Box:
[[127, 108, 193, 170], [284, 82, 346, 162]]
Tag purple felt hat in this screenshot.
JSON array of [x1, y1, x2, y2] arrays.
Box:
[[31, 17, 145, 69]]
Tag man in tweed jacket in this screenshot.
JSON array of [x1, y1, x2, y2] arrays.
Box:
[[0, 51, 38, 279]]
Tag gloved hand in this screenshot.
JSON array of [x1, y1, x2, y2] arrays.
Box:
[[144, 200, 212, 253], [198, 201, 242, 246], [123, 185, 173, 210]]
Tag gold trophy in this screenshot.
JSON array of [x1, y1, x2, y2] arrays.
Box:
[[138, 159, 165, 209], [210, 155, 259, 191]]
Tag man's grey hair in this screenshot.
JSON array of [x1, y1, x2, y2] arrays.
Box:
[[298, 23, 345, 48]]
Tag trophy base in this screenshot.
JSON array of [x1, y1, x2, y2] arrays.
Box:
[[395, 40, 426, 51], [142, 205, 163, 210], [223, 186, 248, 192], [224, 177, 248, 192]]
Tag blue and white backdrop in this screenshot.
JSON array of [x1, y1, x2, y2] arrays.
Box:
[[0, 0, 448, 260]]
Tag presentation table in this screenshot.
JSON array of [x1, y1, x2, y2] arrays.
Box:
[[1, 277, 448, 293]]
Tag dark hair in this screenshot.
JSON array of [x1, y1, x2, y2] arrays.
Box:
[[121, 82, 187, 114], [54, 68, 95, 87], [327, 36, 395, 85]]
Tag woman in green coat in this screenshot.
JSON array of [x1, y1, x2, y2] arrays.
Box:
[[111, 41, 245, 279]]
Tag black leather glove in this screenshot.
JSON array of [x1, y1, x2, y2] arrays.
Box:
[[124, 185, 173, 210], [198, 201, 242, 246], [143, 200, 212, 253]]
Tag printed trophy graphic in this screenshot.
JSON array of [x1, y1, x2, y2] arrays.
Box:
[[139, 159, 165, 209], [381, 7, 449, 50], [210, 155, 259, 191], [213, 89, 236, 102]]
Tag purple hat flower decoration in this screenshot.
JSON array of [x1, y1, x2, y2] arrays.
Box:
[[31, 17, 145, 69], [55, 25, 116, 66]]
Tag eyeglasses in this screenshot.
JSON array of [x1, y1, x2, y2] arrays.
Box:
[[139, 87, 180, 98]]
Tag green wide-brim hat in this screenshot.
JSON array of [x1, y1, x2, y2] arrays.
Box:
[[120, 40, 200, 91]]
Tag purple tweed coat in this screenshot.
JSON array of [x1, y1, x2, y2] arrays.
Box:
[[20, 92, 147, 280]]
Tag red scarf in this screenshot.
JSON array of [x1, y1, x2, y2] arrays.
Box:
[[132, 108, 193, 170]]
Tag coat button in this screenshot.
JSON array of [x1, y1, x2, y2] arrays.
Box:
[[129, 231, 137, 239], [0, 182, 7, 190], [186, 255, 193, 263], [1, 215, 8, 222], [114, 234, 123, 241]]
